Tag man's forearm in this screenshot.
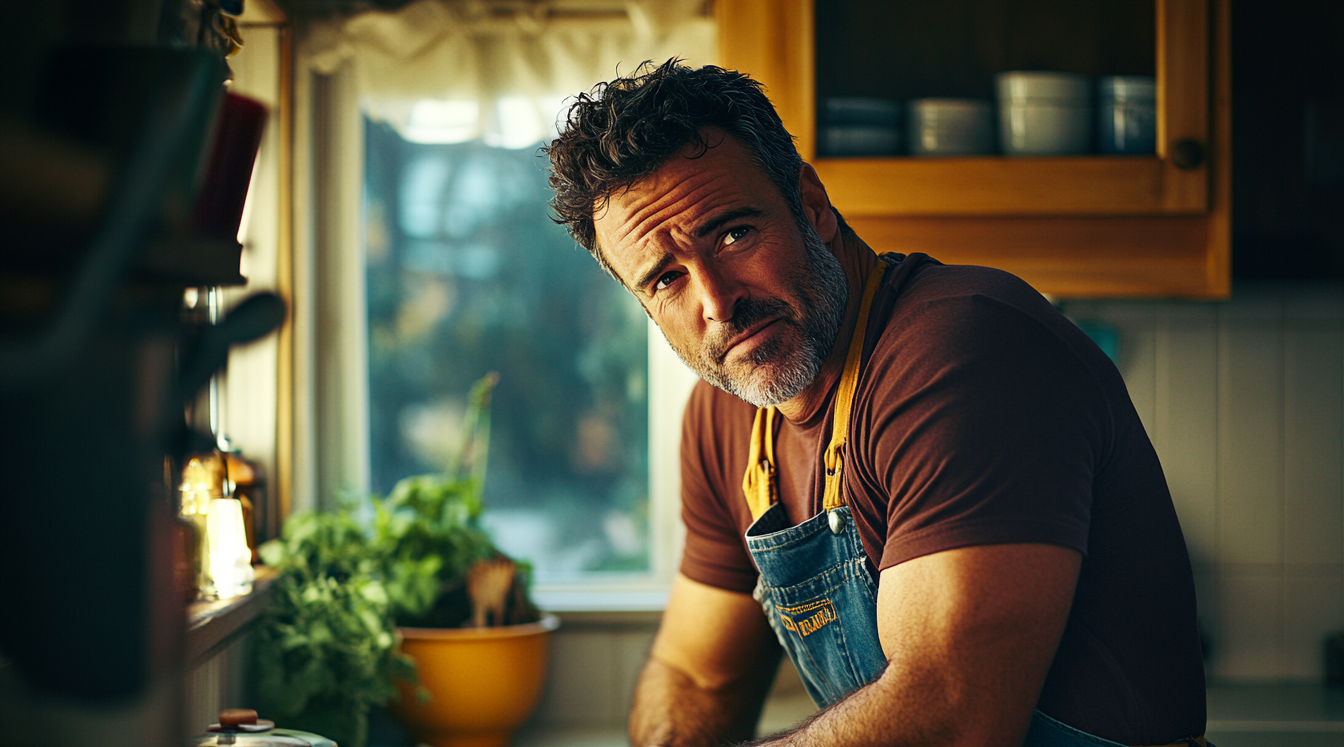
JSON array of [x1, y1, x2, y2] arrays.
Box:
[[747, 666, 948, 747], [629, 654, 779, 747]]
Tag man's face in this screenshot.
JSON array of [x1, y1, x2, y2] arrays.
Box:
[[593, 131, 848, 407]]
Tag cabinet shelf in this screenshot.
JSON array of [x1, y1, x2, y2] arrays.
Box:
[[815, 155, 1204, 217]]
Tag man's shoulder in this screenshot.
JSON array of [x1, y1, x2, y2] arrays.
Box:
[[878, 261, 1062, 350], [894, 260, 1047, 311], [866, 260, 1106, 402]]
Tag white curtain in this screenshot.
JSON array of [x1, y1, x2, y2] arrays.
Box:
[[304, 0, 716, 147]]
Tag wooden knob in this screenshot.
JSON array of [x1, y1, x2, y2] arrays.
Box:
[[219, 709, 258, 727], [1171, 139, 1205, 170]]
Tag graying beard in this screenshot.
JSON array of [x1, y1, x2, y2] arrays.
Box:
[[716, 223, 849, 408]]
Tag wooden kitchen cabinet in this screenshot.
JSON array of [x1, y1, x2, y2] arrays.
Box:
[[715, 0, 1231, 298]]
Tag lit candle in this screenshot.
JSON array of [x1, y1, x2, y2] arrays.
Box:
[[207, 498, 254, 599]]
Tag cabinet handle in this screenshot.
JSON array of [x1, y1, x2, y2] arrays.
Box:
[[1170, 139, 1205, 170]]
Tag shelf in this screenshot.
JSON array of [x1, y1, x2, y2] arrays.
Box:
[[816, 155, 1206, 217], [850, 214, 1223, 299], [186, 565, 277, 666]]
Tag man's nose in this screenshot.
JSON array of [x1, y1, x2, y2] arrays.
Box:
[[697, 265, 747, 324]]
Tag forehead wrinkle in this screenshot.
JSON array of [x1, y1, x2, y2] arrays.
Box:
[[620, 172, 742, 251]]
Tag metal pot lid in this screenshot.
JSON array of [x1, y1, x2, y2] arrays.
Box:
[[207, 721, 276, 733], [188, 710, 335, 747], [187, 733, 317, 747]]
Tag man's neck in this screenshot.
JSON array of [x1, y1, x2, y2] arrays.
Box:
[[776, 231, 878, 425]]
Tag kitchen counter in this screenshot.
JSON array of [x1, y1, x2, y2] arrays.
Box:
[[513, 685, 1344, 747], [186, 565, 277, 667], [1206, 684, 1344, 746], [513, 689, 817, 747]]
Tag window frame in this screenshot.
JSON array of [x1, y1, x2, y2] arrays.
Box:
[[299, 67, 697, 609]]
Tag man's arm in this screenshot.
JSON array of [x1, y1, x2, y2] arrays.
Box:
[[630, 573, 783, 747], [756, 543, 1081, 747]]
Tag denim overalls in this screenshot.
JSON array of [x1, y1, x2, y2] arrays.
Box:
[[739, 256, 1206, 747]]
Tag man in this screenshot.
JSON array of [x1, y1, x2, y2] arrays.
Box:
[[545, 60, 1207, 747]]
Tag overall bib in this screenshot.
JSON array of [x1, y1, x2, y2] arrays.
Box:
[[739, 256, 1206, 747]]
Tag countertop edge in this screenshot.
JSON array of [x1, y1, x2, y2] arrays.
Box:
[[185, 566, 277, 666]]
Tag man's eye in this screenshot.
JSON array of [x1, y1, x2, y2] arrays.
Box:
[[654, 271, 682, 291], [723, 226, 751, 246]]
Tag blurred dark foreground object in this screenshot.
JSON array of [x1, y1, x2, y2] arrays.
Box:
[[191, 91, 268, 240], [1326, 631, 1344, 687], [0, 45, 226, 709]]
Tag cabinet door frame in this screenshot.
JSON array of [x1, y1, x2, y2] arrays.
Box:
[[716, 0, 1210, 217]]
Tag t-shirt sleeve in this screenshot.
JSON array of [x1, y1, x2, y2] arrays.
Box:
[[678, 382, 759, 593], [853, 289, 1108, 571]]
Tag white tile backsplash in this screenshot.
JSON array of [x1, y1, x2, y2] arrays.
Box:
[[1218, 573, 1286, 679], [1154, 311, 1220, 564], [1218, 321, 1286, 565], [535, 631, 622, 726], [1283, 572, 1344, 679], [1285, 287, 1344, 322], [1067, 282, 1344, 682], [615, 630, 656, 721], [1284, 327, 1344, 566]]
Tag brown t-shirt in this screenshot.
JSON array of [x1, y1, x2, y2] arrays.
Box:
[[679, 256, 1206, 744]]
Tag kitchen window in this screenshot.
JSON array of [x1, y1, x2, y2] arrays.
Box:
[[295, 3, 714, 605], [364, 118, 653, 577]]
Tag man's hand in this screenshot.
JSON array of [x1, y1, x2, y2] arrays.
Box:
[[756, 543, 1081, 747], [629, 573, 783, 747]]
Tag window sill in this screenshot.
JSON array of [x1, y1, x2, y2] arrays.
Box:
[[186, 566, 277, 666], [532, 587, 668, 614]]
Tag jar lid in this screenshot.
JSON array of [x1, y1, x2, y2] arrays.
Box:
[[996, 71, 1090, 101], [1097, 75, 1156, 100]]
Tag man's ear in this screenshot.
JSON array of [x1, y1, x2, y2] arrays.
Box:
[[798, 162, 838, 244]]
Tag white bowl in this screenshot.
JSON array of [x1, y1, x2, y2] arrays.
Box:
[[1097, 76, 1157, 154], [996, 71, 1092, 155], [906, 98, 993, 156]]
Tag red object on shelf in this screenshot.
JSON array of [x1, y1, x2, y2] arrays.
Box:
[[190, 92, 268, 240]]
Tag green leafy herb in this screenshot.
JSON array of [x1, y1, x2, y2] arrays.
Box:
[[255, 374, 538, 747]]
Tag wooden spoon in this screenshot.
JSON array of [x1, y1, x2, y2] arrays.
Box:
[[466, 557, 515, 627]]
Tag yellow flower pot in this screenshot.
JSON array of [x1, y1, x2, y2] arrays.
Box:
[[390, 614, 559, 747]]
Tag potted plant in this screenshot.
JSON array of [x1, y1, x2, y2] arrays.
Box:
[[256, 375, 555, 747]]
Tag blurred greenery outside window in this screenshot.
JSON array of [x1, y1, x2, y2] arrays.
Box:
[[363, 117, 652, 578]]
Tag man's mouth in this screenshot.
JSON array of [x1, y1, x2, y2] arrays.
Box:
[[716, 317, 782, 364]]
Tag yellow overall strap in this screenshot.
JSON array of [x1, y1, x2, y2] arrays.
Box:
[[742, 406, 777, 520], [741, 265, 887, 520], [822, 266, 886, 511]]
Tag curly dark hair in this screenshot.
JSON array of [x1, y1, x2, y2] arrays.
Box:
[[543, 58, 805, 277]]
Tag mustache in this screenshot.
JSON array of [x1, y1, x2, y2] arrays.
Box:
[[705, 297, 794, 365]]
